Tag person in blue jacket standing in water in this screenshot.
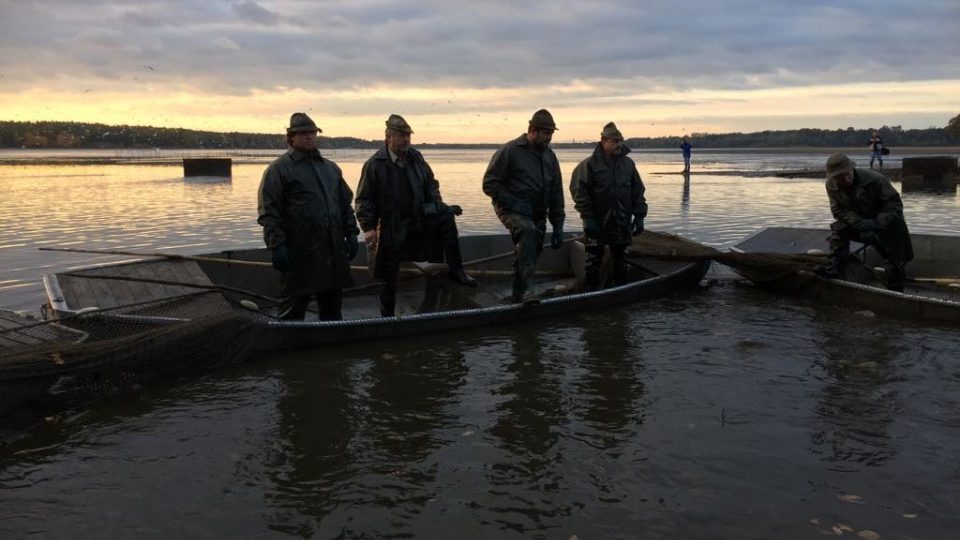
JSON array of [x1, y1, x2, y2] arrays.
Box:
[[681, 136, 692, 172]]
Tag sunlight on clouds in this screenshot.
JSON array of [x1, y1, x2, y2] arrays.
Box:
[[2, 79, 958, 143]]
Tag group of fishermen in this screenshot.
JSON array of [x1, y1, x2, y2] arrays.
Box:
[[257, 109, 912, 321]]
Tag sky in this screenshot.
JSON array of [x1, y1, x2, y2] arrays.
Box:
[[0, 0, 958, 143]]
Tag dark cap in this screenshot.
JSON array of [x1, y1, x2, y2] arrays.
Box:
[[287, 112, 321, 134], [825, 152, 855, 179], [529, 109, 558, 131], [601, 121, 623, 141], [385, 114, 414, 134]]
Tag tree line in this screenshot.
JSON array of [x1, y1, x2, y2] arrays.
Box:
[[1, 117, 958, 150]]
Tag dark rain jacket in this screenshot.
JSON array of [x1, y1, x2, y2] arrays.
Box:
[[257, 148, 359, 295], [826, 167, 913, 263], [482, 134, 565, 230], [355, 146, 446, 278], [570, 144, 647, 245]]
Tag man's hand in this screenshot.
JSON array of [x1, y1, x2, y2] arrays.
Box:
[[363, 229, 378, 251], [631, 214, 645, 236], [551, 227, 564, 250], [448, 204, 463, 216], [271, 244, 291, 272], [854, 219, 877, 232], [345, 235, 359, 261]]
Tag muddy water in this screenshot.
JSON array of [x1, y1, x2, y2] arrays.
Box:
[[1, 148, 959, 538]]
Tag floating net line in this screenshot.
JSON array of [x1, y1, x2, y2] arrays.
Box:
[[627, 231, 827, 283]]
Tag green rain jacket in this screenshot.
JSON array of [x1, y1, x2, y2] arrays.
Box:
[[482, 134, 565, 230], [258, 148, 359, 295], [570, 143, 647, 245], [826, 167, 913, 263]]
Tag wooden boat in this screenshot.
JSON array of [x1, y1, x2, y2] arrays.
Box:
[[1, 233, 707, 420], [732, 227, 960, 325], [41, 233, 710, 352]]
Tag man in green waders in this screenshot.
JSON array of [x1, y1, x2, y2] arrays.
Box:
[[569, 122, 647, 290], [257, 112, 360, 320], [816, 152, 913, 292], [483, 109, 566, 302]]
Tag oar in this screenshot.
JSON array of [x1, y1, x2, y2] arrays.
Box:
[[41, 247, 272, 268]]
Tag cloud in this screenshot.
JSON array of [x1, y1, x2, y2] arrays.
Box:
[[0, 0, 957, 139]]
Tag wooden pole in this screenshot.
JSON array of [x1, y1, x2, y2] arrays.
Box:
[[40, 246, 273, 268]]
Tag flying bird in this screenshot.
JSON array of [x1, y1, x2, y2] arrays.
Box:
[[142, 65, 155, 71]]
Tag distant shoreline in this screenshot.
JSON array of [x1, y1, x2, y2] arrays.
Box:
[[0, 146, 957, 167]]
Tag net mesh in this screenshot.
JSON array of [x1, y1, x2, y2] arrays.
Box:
[[1, 291, 254, 416], [628, 231, 826, 282]]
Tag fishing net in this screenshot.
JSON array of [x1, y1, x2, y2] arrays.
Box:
[[0, 291, 254, 419], [627, 231, 827, 283]]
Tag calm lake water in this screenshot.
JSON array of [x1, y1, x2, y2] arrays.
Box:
[[1, 147, 959, 538]]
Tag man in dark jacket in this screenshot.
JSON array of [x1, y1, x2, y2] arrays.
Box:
[[483, 109, 565, 302], [257, 112, 360, 320], [355, 114, 476, 317], [570, 122, 648, 289], [817, 152, 913, 291]]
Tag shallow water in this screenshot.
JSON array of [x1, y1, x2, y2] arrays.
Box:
[[1, 147, 959, 538]]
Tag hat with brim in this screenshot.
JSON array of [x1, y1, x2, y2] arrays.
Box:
[[529, 109, 558, 131], [825, 152, 855, 179], [386, 114, 414, 134], [601, 121, 623, 141], [287, 112, 321, 134]]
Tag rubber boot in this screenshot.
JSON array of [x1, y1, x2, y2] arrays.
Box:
[[445, 242, 477, 287]]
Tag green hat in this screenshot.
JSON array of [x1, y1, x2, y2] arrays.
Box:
[[529, 109, 558, 131], [825, 152, 855, 179], [601, 121, 623, 141], [385, 114, 414, 134], [287, 112, 321, 134]]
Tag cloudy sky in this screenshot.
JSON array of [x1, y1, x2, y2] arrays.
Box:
[[1, 0, 958, 142]]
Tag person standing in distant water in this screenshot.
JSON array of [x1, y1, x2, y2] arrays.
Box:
[[257, 112, 360, 320], [868, 131, 884, 169], [355, 114, 477, 318], [483, 109, 565, 303], [570, 122, 647, 290], [816, 152, 912, 291], [681, 136, 692, 172]]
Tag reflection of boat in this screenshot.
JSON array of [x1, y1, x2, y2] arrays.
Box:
[[43, 233, 709, 352], [732, 227, 960, 325]]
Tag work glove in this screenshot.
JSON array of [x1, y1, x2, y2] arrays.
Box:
[[860, 231, 882, 247], [345, 235, 359, 261], [854, 219, 877, 232], [583, 219, 601, 239], [271, 244, 291, 272], [551, 227, 564, 250], [631, 214, 645, 236], [448, 204, 463, 216]]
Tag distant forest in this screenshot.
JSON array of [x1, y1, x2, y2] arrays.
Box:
[[2, 118, 959, 150]]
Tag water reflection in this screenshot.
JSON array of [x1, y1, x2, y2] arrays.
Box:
[[681, 171, 691, 212], [487, 329, 569, 533], [264, 359, 359, 536], [574, 315, 645, 452], [809, 313, 900, 470]]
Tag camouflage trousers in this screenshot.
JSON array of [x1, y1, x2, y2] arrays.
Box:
[[498, 212, 546, 302]]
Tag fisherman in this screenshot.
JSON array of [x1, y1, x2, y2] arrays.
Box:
[[482, 109, 565, 302], [257, 112, 360, 320], [355, 114, 477, 317], [681, 135, 692, 172], [816, 152, 913, 291], [569, 122, 647, 289], [868, 130, 884, 169]]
